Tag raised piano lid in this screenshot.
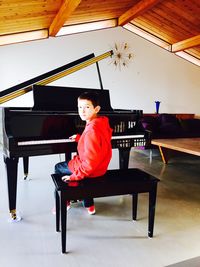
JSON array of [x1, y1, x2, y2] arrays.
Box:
[[0, 51, 113, 105], [32, 85, 113, 112]]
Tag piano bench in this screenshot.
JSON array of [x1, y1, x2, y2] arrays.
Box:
[[51, 168, 160, 253]]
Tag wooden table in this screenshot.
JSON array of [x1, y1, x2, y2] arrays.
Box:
[[151, 138, 200, 163]]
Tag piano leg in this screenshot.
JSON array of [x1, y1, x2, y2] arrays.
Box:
[[119, 148, 131, 169], [4, 156, 21, 221], [23, 157, 29, 180], [65, 151, 72, 161]]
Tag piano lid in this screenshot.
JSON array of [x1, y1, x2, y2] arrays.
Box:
[[0, 50, 113, 105], [32, 85, 113, 112]]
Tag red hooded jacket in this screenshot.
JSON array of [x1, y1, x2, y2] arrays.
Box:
[[68, 116, 112, 181]]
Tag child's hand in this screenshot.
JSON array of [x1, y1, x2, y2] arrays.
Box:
[[62, 175, 78, 187], [61, 175, 71, 182], [69, 134, 77, 140]]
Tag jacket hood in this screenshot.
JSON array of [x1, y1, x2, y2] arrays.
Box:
[[86, 116, 112, 141]]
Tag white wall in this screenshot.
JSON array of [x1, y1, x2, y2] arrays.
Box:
[[1, 26, 200, 112], [0, 26, 200, 143]]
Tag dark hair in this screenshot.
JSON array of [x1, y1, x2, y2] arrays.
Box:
[[78, 92, 100, 107]]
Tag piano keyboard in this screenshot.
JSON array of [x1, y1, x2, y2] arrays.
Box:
[[17, 134, 144, 146], [112, 134, 144, 139], [18, 138, 75, 146]]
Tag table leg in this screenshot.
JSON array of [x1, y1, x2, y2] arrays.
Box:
[[158, 146, 169, 163]]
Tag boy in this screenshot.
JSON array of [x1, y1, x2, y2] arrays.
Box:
[[54, 92, 112, 215]]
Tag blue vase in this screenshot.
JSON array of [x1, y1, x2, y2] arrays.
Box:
[[155, 101, 161, 114]]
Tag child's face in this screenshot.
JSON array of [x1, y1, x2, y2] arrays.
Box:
[[78, 99, 100, 122]]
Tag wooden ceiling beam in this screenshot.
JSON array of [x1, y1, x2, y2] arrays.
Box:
[[118, 0, 164, 26], [171, 34, 200, 52], [49, 0, 82, 37]]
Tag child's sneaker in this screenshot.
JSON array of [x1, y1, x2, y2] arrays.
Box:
[[66, 201, 71, 211], [86, 205, 96, 215]]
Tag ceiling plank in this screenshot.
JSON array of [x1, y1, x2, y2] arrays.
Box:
[[49, 0, 82, 36], [171, 35, 200, 53], [118, 0, 164, 26]]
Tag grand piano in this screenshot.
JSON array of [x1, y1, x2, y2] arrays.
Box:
[[2, 51, 150, 221]]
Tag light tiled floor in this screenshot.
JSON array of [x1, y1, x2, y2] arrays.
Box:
[[0, 148, 200, 267]]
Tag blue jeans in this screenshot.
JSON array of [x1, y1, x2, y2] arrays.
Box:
[[54, 161, 94, 208]]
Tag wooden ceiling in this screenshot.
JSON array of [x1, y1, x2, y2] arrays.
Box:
[[0, 0, 200, 65]]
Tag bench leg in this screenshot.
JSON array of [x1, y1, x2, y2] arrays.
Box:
[[148, 184, 158, 238], [54, 190, 60, 232], [61, 193, 67, 253], [132, 193, 138, 220]]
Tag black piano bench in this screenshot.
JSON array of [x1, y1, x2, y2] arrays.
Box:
[[51, 168, 160, 253]]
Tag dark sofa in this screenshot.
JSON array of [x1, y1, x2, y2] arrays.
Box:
[[140, 113, 200, 140]]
